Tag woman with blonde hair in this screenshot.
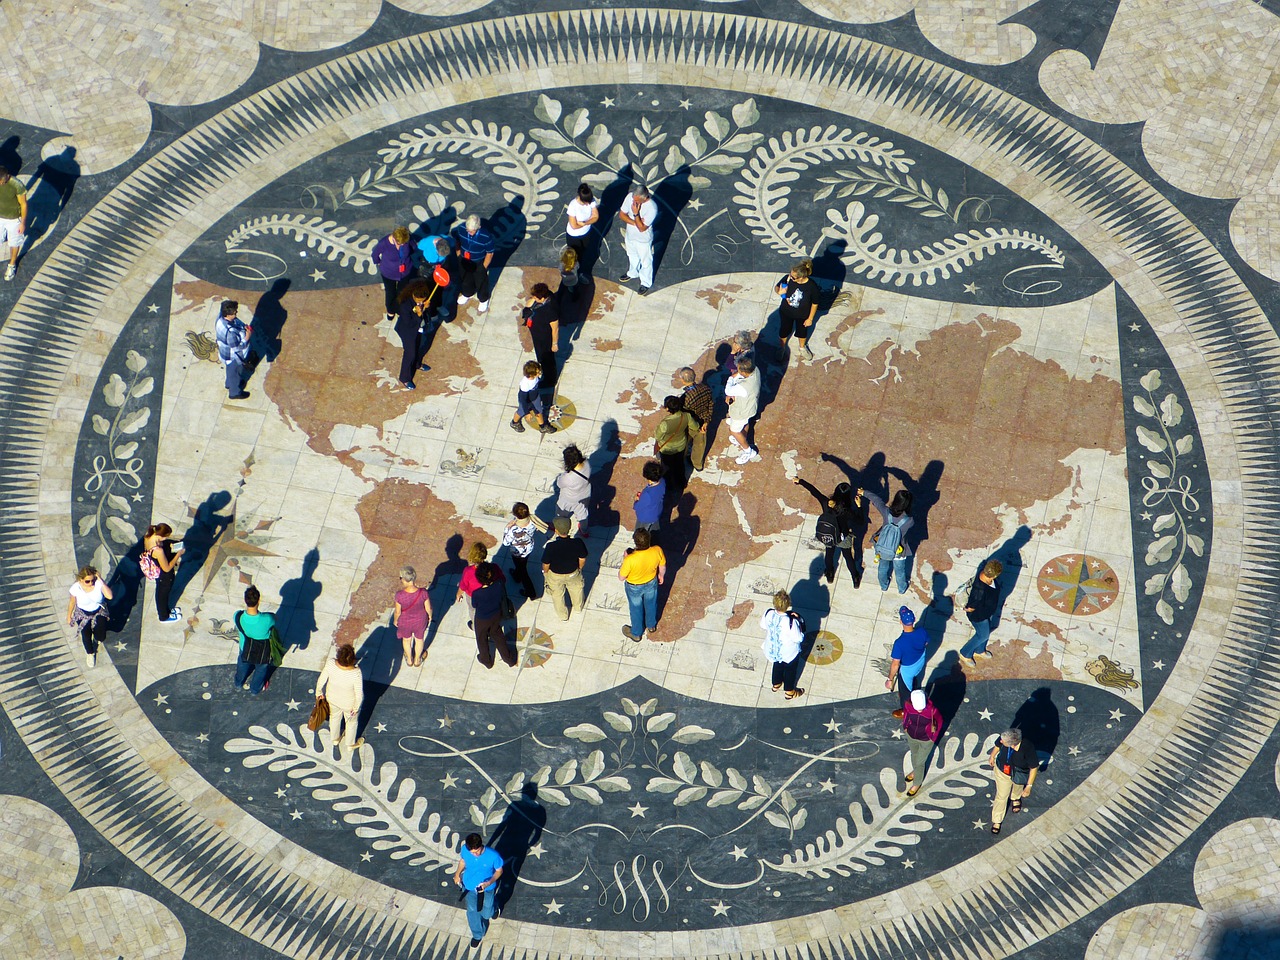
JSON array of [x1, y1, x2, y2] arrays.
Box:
[[559, 247, 581, 303], [142, 522, 183, 623], [316, 644, 365, 757], [394, 565, 433, 667], [773, 258, 819, 360], [68, 565, 113, 669], [371, 225, 412, 321], [759, 589, 806, 699], [457, 542, 503, 629]]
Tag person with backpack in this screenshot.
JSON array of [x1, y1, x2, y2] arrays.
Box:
[[792, 473, 863, 586], [901, 688, 943, 797], [862, 487, 915, 593], [233, 585, 277, 695], [760, 589, 806, 700], [141, 523, 183, 623]]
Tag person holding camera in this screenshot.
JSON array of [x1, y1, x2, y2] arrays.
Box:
[[454, 833, 504, 947], [988, 727, 1038, 835]]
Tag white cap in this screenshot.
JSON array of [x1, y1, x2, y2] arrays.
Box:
[[910, 689, 926, 711]]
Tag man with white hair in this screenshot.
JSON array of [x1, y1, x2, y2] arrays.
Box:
[[987, 727, 1038, 835], [453, 214, 495, 313], [617, 185, 657, 294]]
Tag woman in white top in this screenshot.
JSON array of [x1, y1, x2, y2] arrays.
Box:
[[760, 589, 805, 700], [564, 183, 600, 280], [68, 565, 113, 668], [555, 443, 592, 537], [316, 644, 365, 754]]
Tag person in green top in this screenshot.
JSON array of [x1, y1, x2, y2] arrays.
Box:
[[0, 166, 26, 282], [233, 585, 278, 695]]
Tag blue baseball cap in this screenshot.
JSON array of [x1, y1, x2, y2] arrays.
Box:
[[899, 606, 916, 626]]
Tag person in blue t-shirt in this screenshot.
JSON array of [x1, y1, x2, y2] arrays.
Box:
[[454, 833, 504, 946], [885, 606, 927, 719], [632, 460, 666, 538]]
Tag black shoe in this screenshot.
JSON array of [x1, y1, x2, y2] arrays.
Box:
[[467, 620, 473, 630], [471, 939, 481, 949], [638, 285, 651, 295], [228, 391, 251, 400], [825, 571, 835, 585], [510, 418, 525, 433], [853, 571, 863, 589], [619, 273, 636, 283], [539, 423, 557, 435]]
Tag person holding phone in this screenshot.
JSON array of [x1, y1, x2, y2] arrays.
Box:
[[454, 833, 504, 947]]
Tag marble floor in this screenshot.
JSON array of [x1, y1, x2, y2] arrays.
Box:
[[1, 2, 1279, 959]]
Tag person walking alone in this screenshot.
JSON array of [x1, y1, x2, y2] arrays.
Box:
[[960, 559, 1003, 666], [232, 585, 277, 695], [760, 589, 806, 700], [901, 688, 943, 796], [393, 566, 432, 667], [214, 300, 252, 400], [316, 644, 365, 757], [68, 565, 112, 669], [988, 727, 1038, 835], [454, 833, 504, 948], [885, 606, 926, 719]]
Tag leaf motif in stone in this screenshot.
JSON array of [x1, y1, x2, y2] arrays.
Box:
[[646, 712, 676, 733], [698, 154, 744, 174], [119, 408, 150, 434], [726, 767, 747, 791], [106, 516, 137, 545], [125, 350, 147, 373], [764, 810, 791, 830], [681, 126, 707, 157], [1170, 564, 1192, 602], [580, 750, 605, 782], [569, 785, 602, 805], [107, 494, 131, 515], [672, 751, 697, 783], [606, 143, 629, 170], [731, 98, 760, 127], [1148, 460, 1171, 479], [1145, 535, 1177, 565], [594, 777, 631, 793], [130, 377, 154, 398], [103, 374, 128, 408], [1135, 426, 1166, 452], [699, 761, 723, 787], [1175, 434, 1194, 455], [548, 152, 596, 171], [663, 145, 685, 176], [564, 108, 590, 139], [1139, 370, 1162, 391], [1152, 513, 1176, 533], [1155, 598, 1174, 624], [1186, 534, 1205, 556], [1144, 573, 1167, 595], [703, 110, 730, 141], [620, 698, 640, 716], [91, 415, 110, 435], [1159, 394, 1184, 427], [531, 127, 572, 149], [603, 711, 632, 732], [534, 94, 562, 124], [708, 789, 742, 807], [674, 786, 709, 807], [670, 724, 714, 743], [647, 776, 683, 794], [540, 787, 570, 806], [77, 515, 96, 537], [565, 722, 608, 742], [739, 794, 769, 811], [555, 759, 578, 785], [585, 124, 612, 156]]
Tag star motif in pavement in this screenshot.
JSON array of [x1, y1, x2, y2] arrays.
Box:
[[1068, 746, 1081, 756], [973, 819, 987, 830], [628, 802, 648, 818], [679, 98, 692, 109], [688, 197, 703, 211], [1140, 511, 1152, 521], [290, 809, 303, 821], [901, 858, 915, 869], [1109, 708, 1126, 721], [438, 714, 455, 729], [275, 787, 288, 798], [360, 851, 373, 862], [309, 268, 326, 282], [113, 641, 128, 652], [963, 282, 977, 294], [1129, 322, 1141, 332], [146, 303, 159, 314], [131, 493, 144, 502], [600, 96, 615, 107], [528, 842, 546, 859], [192, 499, 280, 590], [153, 693, 168, 706], [543, 899, 564, 915], [1152, 659, 1165, 670], [375, 722, 388, 733], [711, 901, 731, 917], [978, 708, 993, 721], [285, 699, 301, 711], [729, 846, 748, 861], [818, 779, 837, 794], [823, 719, 842, 733], [196, 732, 209, 743], [441, 773, 459, 789], [890, 729, 904, 739]]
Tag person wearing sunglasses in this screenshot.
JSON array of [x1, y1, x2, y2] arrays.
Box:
[[67, 566, 113, 668]]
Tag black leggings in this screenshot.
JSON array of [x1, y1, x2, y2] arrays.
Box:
[[771, 654, 802, 692], [79, 618, 107, 654], [155, 570, 175, 620], [511, 555, 537, 599], [824, 546, 860, 582]]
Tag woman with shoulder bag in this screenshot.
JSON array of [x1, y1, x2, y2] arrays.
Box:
[[232, 585, 276, 695], [759, 589, 805, 700], [142, 523, 183, 623], [316, 644, 365, 757]]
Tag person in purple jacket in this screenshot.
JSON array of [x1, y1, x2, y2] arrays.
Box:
[[371, 226, 412, 321], [901, 688, 943, 796]]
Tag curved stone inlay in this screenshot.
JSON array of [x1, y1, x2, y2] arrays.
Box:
[[0, 9, 1277, 960]]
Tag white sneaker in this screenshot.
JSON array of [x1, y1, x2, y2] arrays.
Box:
[[478, 300, 490, 314], [735, 448, 760, 464], [86, 652, 96, 668], [3, 264, 14, 281], [457, 294, 469, 305]]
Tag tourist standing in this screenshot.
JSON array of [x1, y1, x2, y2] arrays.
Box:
[[774, 258, 819, 360], [632, 460, 666, 538], [458, 543, 503, 630], [214, 299, 252, 400], [471, 563, 516, 669], [619, 528, 665, 641], [724, 355, 762, 465], [502, 502, 539, 600], [393, 566, 432, 667], [675, 367, 714, 471], [901, 688, 943, 796], [760, 589, 806, 700], [523, 283, 560, 392], [541, 517, 588, 620], [142, 522, 183, 622], [316, 644, 365, 756], [394, 279, 433, 390], [67, 565, 112, 669], [863, 487, 915, 594], [454, 214, 495, 313], [565, 183, 599, 279], [885, 606, 926, 719], [654, 395, 696, 496], [617, 185, 657, 294], [371, 226, 412, 321], [792, 474, 862, 586], [555, 445, 591, 537], [988, 727, 1038, 834], [509, 360, 555, 435]]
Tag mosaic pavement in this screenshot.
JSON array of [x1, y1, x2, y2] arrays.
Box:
[[1, 1, 1280, 958]]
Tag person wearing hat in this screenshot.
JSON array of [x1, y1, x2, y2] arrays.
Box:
[[901, 688, 943, 796], [885, 606, 927, 719], [540, 516, 588, 620]]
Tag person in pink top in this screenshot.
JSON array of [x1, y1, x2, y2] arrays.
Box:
[[457, 542, 504, 630], [394, 565, 433, 667], [901, 688, 943, 797]]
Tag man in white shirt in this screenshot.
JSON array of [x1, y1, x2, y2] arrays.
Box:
[[618, 185, 657, 293], [723, 355, 762, 464]]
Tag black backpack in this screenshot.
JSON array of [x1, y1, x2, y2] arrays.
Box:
[[815, 510, 840, 547]]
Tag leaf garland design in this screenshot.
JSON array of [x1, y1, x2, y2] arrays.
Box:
[[226, 723, 460, 870], [79, 348, 152, 575], [1132, 369, 1203, 624], [764, 732, 997, 877], [336, 157, 479, 209], [225, 215, 377, 275], [813, 166, 988, 222], [377, 121, 558, 243], [524, 94, 763, 190]]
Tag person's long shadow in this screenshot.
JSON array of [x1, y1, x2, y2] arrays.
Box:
[[356, 622, 402, 735], [790, 556, 831, 690], [810, 237, 849, 346], [487, 196, 527, 291], [924, 651, 967, 733], [594, 167, 635, 283], [106, 540, 146, 632], [921, 571, 951, 661], [656, 490, 701, 620], [426, 534, 466, 647], [278, 547, 321, 651], [1012, 686, 1060, 768], [579, 420, 622, 599], [21, 146, 79, 257], [650, 166, 693, 289], [250, 278, 290, 364], [171, 490, 233, 607], [490, 783, 547, 914]]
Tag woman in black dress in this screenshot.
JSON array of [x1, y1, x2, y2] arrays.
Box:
[[395, 279, 434, 390], [793, 472, 863, 586], [523, 282, 560, 392]]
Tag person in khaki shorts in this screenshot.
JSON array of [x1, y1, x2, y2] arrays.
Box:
[[541, 516, 588, 619]]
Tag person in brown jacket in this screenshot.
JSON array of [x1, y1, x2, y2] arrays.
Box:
[[675, 367, 714, 471]]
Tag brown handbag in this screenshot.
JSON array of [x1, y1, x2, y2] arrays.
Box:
[[307, 697, 330, 732]]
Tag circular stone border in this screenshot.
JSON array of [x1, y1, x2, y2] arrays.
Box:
[[1, 10, 1278, 960]]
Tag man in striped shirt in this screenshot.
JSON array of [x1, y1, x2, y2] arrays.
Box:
[[453, 214, 495, 313]]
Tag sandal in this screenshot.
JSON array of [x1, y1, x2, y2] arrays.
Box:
[[905, 773, 914, 782], [906, 786, 920, 797], [991, 822, 1001, 835], [784, 688, 806, 700], [772, 683, 783, 692], [1011, 799, 1022, 814]]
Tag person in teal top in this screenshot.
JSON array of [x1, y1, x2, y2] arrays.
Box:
[[454, 833, 504, 946], [233, 585, 277, 695]]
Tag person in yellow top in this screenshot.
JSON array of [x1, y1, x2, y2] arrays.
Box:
[[618, 528, 666, 642]]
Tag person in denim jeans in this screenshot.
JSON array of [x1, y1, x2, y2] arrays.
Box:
[[618, 528, 665, 642], [233, 585, 276, 695], [960, 559, 1003, 665], [454, 833, 504, 947], [862, 487, 915, 593]]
